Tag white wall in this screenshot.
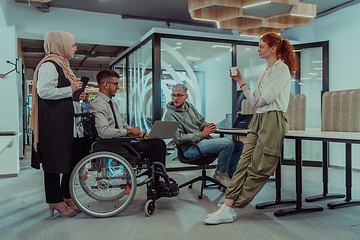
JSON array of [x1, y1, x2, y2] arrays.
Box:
[[0, 26, 19, 130], [282, 3, 360, 168], [0, 0, 21, 175], [283, 4, 360, 91]]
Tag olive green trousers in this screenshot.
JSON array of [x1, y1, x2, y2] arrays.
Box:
[[225, 111, 289, 208]]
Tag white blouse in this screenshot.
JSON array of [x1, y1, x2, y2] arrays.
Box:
[[37, 62, 73, 100], [244, 59, 291, 114]]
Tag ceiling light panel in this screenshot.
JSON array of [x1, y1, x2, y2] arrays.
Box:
[[243, 3, 293, 18], [188, 0, 316, 37]]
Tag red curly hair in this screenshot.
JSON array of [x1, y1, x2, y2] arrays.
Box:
[[260, 32, 299, 76]]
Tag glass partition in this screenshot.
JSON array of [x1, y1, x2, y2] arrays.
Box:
[[236, 45, 266, 114], [113, 58, 127, 122], [161, 38, 232, 126], [128, 40, 153, 132], [284, 46, 324, 162]]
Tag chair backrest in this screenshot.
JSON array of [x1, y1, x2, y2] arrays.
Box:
[[287, 94, 306, 130], [78, 112, 99, 143], [322, 89, 360, 132]]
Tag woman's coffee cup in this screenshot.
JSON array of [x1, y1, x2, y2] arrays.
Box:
[[230, 67, 238, 76]]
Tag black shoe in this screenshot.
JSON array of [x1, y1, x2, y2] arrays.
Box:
[[156, 178, 179, 198]]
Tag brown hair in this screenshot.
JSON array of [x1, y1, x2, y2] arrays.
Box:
[[260, 32, 298, 76]]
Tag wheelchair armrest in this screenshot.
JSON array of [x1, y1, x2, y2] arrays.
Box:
[[74, 112, 88, 118], [95, 137, 137, 144], [93, 137, 141, 159]]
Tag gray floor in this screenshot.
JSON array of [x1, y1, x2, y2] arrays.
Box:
[[1, 147, 360, 240]]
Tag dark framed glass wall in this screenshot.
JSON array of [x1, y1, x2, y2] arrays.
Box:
[[110, 30, 329, 167], [111, 30, 260, 129]]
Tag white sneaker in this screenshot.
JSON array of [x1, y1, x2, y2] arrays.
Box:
[[213, 170, 231, 188], [206, 204, 237, 220], [204, 204, 236, 225]]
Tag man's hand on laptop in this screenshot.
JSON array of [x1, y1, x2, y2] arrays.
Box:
[[127, 127, 141, 137], [202, 123, 217, 137]]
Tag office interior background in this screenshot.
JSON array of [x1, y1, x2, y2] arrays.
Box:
[[1, 0, 360, 239]]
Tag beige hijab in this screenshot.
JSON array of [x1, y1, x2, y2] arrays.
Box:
[[30, 30, 77, 151]]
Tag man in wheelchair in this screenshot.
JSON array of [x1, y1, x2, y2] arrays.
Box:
[[87, 69, 178, 201]]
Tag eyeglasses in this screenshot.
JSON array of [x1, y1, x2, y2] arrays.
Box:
[[104, 81, 119, 86], [171, 94, 186, 98], [72, 44, 77, 50], [257, 46, 266, 51]]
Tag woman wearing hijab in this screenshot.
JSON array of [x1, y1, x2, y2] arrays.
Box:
[[30, 30, 83, 217]]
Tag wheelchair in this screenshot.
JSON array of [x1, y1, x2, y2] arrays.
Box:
[[69, 113, 179, 218]]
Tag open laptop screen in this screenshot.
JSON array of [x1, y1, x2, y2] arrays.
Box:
[[147, 121, 181, 139], [232, 114, 253, 129]]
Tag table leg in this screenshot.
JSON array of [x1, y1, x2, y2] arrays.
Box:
[[274, 139, 323, 217], [327, 143, 360, 209], [305, 141, 345, 202], [255, 148, 296, 209]]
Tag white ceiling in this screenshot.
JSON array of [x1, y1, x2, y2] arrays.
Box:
[[16, 0, 358, 77]]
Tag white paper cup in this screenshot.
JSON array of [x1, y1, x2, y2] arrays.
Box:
[[230, 67, 238, 76]]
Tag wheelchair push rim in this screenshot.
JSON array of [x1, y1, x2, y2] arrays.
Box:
[[70, 151, 137, 218]]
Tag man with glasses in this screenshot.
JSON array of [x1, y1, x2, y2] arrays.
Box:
[[164, 83, 244, 189], [88, 69, 168, 195]]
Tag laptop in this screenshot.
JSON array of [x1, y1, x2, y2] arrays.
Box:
[[147, 121, 181, 139], [218, 114, 253, 130]]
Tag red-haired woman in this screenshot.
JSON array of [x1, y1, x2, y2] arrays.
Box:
[[204, 32, 298, 225]]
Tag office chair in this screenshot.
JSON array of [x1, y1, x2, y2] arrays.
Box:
[[176, 142, 223, 199]]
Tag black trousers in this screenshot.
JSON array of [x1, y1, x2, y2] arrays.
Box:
[[130, 139, 166, 190], [44, 137, 89, 203], [130, 139, 166, 166]]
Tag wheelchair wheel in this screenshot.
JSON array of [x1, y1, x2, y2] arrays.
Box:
[[144, 199, 155, 216], [70, 151, 137, 218]]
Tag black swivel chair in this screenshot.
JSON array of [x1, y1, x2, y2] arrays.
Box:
[[176, 142, 223, 199]]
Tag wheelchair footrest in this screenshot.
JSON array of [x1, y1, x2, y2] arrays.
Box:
[[157, 178, 179, 198]]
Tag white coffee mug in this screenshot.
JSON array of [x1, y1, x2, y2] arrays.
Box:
[[230, 67, 238, 76]]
